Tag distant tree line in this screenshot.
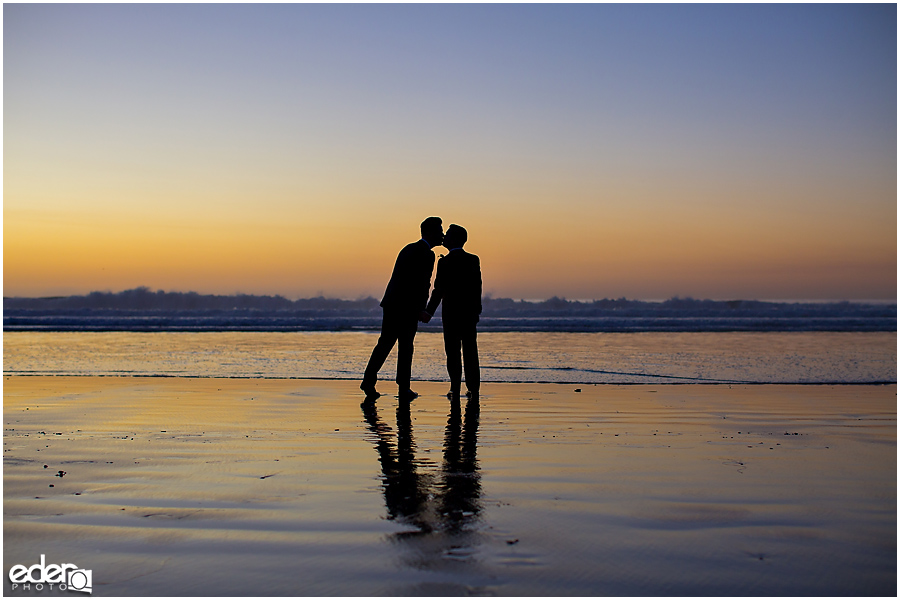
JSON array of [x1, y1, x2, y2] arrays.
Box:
[[3, 287, 895, 319], [3, 287, 379, 312]]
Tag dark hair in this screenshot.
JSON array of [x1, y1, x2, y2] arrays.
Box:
[[446, 224, 467, 245], [420, 216, 442, 234]]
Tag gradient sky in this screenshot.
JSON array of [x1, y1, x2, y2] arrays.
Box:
[[4, 4, 896, 300]]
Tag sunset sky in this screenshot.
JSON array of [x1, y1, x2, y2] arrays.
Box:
[[4, 3, 896, 301]]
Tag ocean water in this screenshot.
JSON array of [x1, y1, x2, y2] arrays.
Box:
[[3, 331, 895, 384]]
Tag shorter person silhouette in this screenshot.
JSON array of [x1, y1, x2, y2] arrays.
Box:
[[422, 224, 482, 400]]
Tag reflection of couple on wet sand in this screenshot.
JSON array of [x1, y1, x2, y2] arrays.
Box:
[[361, 217, 482, 402], [361, 395, 483, 575]]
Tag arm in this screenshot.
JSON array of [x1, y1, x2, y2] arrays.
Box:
[[475, 256, 482, 316], [422, 257, 444, 321]]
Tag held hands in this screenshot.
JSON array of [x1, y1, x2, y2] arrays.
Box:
[[419, 310, 432, 323]]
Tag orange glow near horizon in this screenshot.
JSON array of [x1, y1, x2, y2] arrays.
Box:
[[5, 182, 896, 300]]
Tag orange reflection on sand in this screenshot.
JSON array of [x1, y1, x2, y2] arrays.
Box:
[[3, 377, 896, 595]]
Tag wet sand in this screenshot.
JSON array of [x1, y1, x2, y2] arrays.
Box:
[[3, 377, 896, 596]]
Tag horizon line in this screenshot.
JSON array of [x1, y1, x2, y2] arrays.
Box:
[[3, 287, 896, 306]]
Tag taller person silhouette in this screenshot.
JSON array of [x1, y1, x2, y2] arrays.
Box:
[[361, 217, 443, 401], [422, 224, 482, 400]]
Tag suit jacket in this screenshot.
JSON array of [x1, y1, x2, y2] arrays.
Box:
[[380, 239, 436, 312], [425, 249, 482, 323]]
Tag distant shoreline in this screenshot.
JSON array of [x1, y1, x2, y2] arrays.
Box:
[[4, 287, 896, 308], [3, 317, 895, 333], [4, 288, 895, 333]]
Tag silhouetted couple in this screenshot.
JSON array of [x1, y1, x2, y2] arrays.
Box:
[[361, 217, 482, 402]]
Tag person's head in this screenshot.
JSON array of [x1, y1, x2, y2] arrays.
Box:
[[420, 216, 444, 247], [443, 224, 467, 249]]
